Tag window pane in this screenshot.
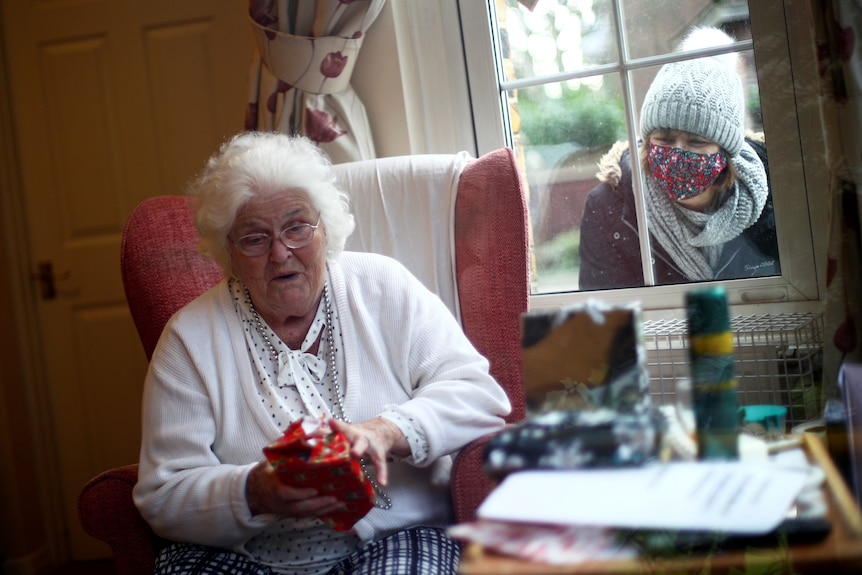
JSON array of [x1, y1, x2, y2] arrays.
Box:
[[511, 74, 626, 294], [459, 0, 828, 310], [496, 0, 620, 83], [478, 0, 814, 305], [620, 0, 753, 60]]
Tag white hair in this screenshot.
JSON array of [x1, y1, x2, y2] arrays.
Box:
[[188, 132, 356, 277]]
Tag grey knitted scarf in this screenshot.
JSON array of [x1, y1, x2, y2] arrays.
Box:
[[644, 141, 768, 281]]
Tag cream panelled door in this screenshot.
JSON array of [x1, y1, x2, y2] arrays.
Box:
[[2, 0, 251, 560]]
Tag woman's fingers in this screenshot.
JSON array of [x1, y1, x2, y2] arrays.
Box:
[[276, 491, 344, 518], [247, 460, 345, 517], [329, 418, 398, 486]]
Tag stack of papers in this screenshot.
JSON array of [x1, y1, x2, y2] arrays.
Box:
[[477, 460, 809, 535]]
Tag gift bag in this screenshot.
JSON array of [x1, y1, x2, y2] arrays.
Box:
[[263, 417, 375, 531]]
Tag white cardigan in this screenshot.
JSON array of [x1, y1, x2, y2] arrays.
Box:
[[133, 252, 511, 550]]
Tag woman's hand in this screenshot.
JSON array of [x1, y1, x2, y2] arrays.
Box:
[[245, 460, 345, 518], [329, 417, 409, 486]]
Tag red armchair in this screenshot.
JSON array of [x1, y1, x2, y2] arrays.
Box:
[[77, 147, 529, 574]]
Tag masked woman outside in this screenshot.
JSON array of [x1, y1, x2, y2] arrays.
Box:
[[578, 27, 779, 291]]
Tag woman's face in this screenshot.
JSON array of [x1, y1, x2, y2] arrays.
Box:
[[229, 189, 327, 325], [648, 128, 720, 155], [647, 128, 723, 211]]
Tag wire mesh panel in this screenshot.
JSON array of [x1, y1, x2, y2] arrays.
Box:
[[642, 313, 824, 430]]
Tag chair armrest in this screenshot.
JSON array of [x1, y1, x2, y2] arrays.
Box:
[[451, 433, 500, 524], [77, 464, 158, 575]]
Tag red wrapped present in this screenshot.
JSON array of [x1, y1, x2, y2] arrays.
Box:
[[263, 417, 375, 531]]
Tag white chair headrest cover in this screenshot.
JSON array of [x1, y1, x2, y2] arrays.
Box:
[[334, 152, 471, 324]]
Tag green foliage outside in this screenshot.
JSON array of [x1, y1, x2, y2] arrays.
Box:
[[533, 228, 582, 293], [517, 85, 627, 150], [534, 228, 580, 273]]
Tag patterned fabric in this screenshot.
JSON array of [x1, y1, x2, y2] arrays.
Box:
[[647, 144, 727, 201], [231, 277, 335, 420], [483, 409, 658, 478], [327, 526, 461, 575], [155, 543, 275, 575], [153, 527, 460, 575], [246, 0, 387, 164]]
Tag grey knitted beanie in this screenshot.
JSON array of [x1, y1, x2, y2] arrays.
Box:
[[640, 56, 745, 156]]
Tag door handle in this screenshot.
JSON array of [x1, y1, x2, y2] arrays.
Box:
[[32, 261, 70, 301]]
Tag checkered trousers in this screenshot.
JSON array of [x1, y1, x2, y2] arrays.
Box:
[[154, 526, 460, 575]]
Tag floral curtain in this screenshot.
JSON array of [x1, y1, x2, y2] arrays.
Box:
[[246, 0, 387, 164], [811, 0, 862, 397]]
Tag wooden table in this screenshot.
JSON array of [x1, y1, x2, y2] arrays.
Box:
[[458, 435, 862, 574]]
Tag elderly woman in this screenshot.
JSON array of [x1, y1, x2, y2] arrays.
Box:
[[132, 132, 511, 575], [578, 27, 780, 290]]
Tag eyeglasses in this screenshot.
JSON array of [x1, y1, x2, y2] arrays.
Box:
[[231, 217, 320, 257]]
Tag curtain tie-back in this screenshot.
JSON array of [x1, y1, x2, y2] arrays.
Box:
[[251, 19, 362, 96]]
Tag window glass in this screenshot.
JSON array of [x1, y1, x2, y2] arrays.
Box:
[[515, 75, 625, 293], [499, 0, 619, 80], [491, 0, 781, 296], [620, 0, 753, 60]]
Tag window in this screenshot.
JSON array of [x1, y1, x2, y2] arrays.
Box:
[[459, 0, 824, 315]]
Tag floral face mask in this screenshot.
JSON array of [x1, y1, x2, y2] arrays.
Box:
[[647, 142, 728, 201]]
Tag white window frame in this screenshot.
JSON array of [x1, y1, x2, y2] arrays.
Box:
[[453, 0, 828, 319]]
